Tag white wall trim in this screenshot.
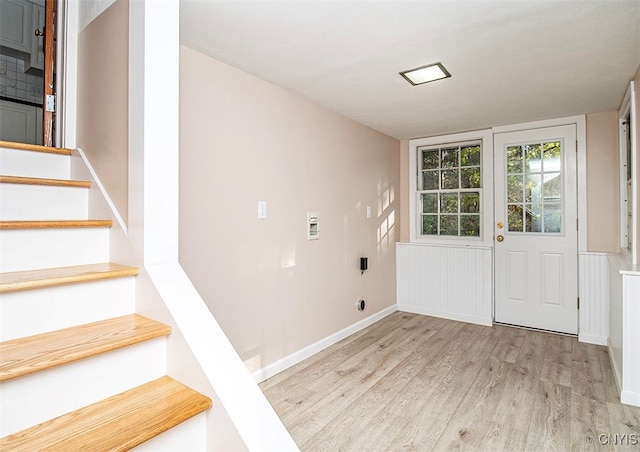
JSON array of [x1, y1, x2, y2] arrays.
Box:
[[579, 334, 607, 346], [621, 391, 640, 407], [252, 305, 398, 383], [408, 129, 494, 248], [76, 148, 127, 233], [397, 304, 492, 327], [607, 337, 622, 395], [59, 0, 78, 149], [619, 84, 633, 250]]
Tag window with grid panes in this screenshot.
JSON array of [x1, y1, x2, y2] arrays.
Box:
[[417, 141, 482, 237]]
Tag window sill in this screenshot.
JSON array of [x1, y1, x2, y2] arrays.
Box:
[[405, 238, 493, 250]]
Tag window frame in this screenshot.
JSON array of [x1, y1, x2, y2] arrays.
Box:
[[409, 129, 494, 247], [417, 140, 483, 238], [619, 81, 638, 263]]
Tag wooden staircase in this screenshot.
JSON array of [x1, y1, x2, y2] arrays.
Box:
[[0, 141, 212, 450]]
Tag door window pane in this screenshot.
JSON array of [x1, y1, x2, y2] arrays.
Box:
[[525, 174, 542, 203], [525, 204, 542, 232], [507, 146, 523, 173], [508, 204, 524, 232], [524, 144, 542, 173], [544, 204, 561, 233], [507, 175, 524, 203], [506, 140, 563, 234], [543, 173, 561, 201]]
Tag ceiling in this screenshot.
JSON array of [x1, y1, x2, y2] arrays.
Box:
[[180, 0, 640, 140]]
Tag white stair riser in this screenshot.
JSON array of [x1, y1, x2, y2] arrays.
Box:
[[1, 277, 136, 341], [0, 148, 70, 180], [134, 411, 207, 452], [0, 337, 167, 437], [0, 184, 88, 221], [0, 228, 110, 272]]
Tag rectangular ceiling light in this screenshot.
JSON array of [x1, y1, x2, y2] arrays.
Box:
[[400, 62, 451, 86]]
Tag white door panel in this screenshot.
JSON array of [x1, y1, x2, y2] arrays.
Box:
[[494, 125, 578, 334]]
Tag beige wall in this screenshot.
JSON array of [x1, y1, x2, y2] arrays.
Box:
[[586, 111, 620, 252], [178, 46, 401, 372], [77, 0, 129, 223]]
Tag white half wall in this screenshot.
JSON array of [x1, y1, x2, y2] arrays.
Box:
[[578, 252, 609, 345], [396, 242, 492, 326]]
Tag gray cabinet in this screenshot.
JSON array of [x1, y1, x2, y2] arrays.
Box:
[[0, 0, 31, 53], [27, 2, 44, 71], [0, 0, 45, 72], [0, 100, 43, 145]]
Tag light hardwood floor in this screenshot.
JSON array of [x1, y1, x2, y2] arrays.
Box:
[[260, 312, 640, 451]]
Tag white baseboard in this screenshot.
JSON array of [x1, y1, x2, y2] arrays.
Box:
[[578, 333, 608, 346], [398, 303, 492, 327], [607, 337, 622, 397], [252, 304, 398, 383], [621, 390, 640, 407]]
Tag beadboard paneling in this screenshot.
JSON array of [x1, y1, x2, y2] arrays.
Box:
[[578, 252, 609, 345], [396, 243, 492, 326]]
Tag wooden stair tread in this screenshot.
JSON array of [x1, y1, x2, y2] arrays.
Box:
[[0, 376, 212, 451], [0, 220, 112, 230], [0, 175, 91, 188], [0, 262, 140, 293], [0, 140, 73, 155], [0, 314, 171, 382]]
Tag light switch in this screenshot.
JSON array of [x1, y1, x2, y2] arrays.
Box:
[[366, 206, 372, 219], [258, 201, 267, 219]]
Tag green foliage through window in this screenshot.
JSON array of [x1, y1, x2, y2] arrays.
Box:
[[506, 141, 562, 234], [417, 141, 482, 237]]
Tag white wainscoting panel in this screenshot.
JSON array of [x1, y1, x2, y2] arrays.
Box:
[[578, 252, 609, 345], [396, 242, 492, 326], [621, 272, 640, 407]]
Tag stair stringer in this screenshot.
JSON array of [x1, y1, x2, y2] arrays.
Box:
[[71, 149, 298, 451]]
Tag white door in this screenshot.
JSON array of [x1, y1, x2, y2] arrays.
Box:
[[494, 125, 578, 334]]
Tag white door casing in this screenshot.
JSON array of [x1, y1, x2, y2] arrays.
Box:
[[494, 124, 578, 334]]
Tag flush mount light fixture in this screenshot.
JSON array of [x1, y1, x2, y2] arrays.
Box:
[[400, 62, 451, 86]]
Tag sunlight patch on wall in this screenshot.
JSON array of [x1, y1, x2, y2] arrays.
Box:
[[280, 241, 297, 269], [377, 179, 396, 258]]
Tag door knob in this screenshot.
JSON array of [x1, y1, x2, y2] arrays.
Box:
[[35, 28, 44, 37], [496, 235, 504, 242]]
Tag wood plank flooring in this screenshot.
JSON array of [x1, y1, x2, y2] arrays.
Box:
[[260, 312, 640, 451]]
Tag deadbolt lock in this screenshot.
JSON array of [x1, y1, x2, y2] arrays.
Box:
[[496, 235, 504, 242], [497, 222, 503, 229]]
